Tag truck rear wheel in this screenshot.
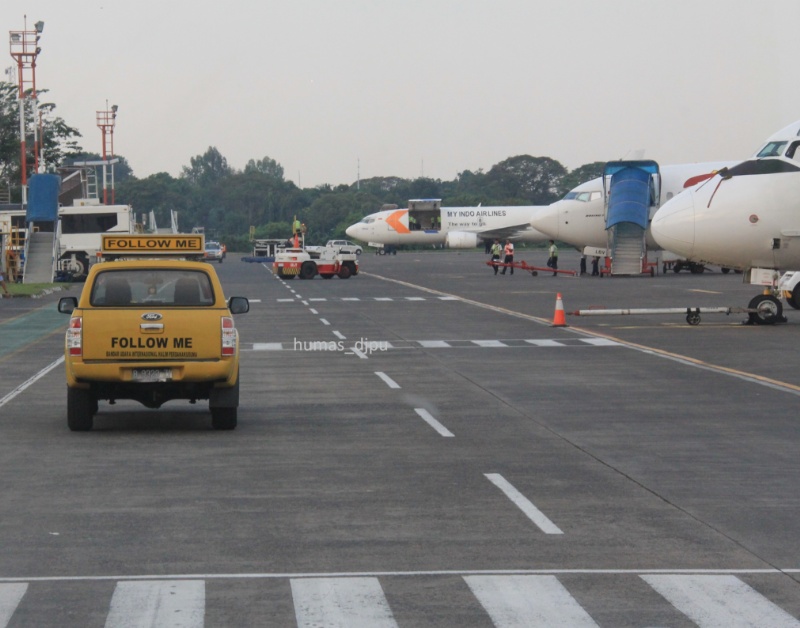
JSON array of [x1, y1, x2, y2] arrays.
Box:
[[67, 387, 95, 431], [338, 265, 351, 279]]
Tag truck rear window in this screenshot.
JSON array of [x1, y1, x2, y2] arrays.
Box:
[[90, 270, 215, 307]]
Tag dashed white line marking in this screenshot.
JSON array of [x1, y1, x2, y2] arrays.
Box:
[[414, 408, 454, 437], [580, 338, 620, 346], [418, 340, 451, 348], [309, 298, 327, 301], [332, 331, 346, 340], [350, 346, 368, 359], [375, 298, 393, 301], [473, 340, 507, 347], [342, 298, 361, 301], [484, 473, 563, 535], [277, 299, 294, 303], [525, 339, 565, 347], [309, 308, 319, 315], [252, 343, 284, 351], [320, 319, 330, 326], [375, 372, 401, 389]]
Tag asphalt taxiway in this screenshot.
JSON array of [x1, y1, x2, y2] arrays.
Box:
[[0, 248, 798, 626]]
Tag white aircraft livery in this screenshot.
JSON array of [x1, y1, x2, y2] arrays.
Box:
[[345, 199, 549, 249], [652, 119, 800, 323]]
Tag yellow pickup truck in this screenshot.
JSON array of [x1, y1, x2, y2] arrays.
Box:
[[57, 235, 249, 431]]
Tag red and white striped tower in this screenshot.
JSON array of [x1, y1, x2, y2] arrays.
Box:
[[96, 103, 118, 204], [8, 17, 44, 205]]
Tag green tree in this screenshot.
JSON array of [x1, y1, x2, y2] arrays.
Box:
[[558, 161, 607, 197], [244, 156, 284, 180], [484, 155, 568, 205], [0, 82, 83, 201], [181, 146, 233, 186]]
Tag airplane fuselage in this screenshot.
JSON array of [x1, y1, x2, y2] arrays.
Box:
[[346, 206, 549, 248]]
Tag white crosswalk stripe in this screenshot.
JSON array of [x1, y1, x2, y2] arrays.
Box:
[[0, 584, 27, 626], [465, 575, 598, 627], [642, 574, 800, 628], [0, 574, 797, 626], [291, 577, 399, 628], [104, 580, 205, 628]]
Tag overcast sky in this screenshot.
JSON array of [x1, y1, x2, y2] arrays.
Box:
[[3, 1, 799, 187]]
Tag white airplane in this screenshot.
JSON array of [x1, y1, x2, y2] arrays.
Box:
[[529, 161, 737, 253], [651, 119, 800, 324], [345, 199, 550, 250]]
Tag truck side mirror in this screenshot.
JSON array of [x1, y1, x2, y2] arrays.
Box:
[[58, 296, 78, 314], [228, 296, 249, 314]]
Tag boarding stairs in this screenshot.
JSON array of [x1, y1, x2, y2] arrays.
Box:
[[22, 229, 57, 283], [603, 160, 660, 276], [609, 221, 645, 275]]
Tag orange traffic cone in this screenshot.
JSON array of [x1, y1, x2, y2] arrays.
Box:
[[552, 293, 567, 327]]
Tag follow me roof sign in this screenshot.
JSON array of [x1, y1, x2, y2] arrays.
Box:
[[101, 235, 205, 254]]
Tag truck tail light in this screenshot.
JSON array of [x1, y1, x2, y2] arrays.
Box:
[[221, 317, 236, 356], [67, 316, 83, 357]]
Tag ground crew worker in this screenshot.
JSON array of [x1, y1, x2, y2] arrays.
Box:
[[490, 239, 502, 275], [548, 240, 559, 276], [293, 217, 302, 235], [500, 240, 514, 275], [409, 215, 418, 230]]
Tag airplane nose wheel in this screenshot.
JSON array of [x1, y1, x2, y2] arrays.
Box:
[[747, 294, 783, 325]]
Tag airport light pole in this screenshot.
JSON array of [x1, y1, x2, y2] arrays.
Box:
[[96, 103, 118, 204], [8, 17, 44, 205]]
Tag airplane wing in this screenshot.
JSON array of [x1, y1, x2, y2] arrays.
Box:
[[475, 223, 536, 241]]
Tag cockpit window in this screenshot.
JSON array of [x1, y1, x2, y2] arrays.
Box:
[[564, 190, 602, 202], [757, 141, 787, 158]]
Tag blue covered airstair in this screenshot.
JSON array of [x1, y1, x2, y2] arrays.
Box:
[[603, 160, 660, 275]]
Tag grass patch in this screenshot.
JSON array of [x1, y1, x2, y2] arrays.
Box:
[[6, 282, 77, 297]]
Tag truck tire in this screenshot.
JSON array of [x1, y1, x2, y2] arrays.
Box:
[[338, 265, 352, 279], [67, 387, 95, 431], [345, 261, 358, 276], [301, 262, 317, 280]]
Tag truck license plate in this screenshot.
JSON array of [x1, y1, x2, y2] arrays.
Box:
[[132, 368, 173, 382]]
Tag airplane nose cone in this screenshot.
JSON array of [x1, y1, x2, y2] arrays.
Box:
[[651, 190, 697, 257], [530, 204, 560, 239], [345, 224, 358, 239]]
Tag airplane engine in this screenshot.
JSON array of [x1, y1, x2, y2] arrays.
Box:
[[445, 231, 480, 249]]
